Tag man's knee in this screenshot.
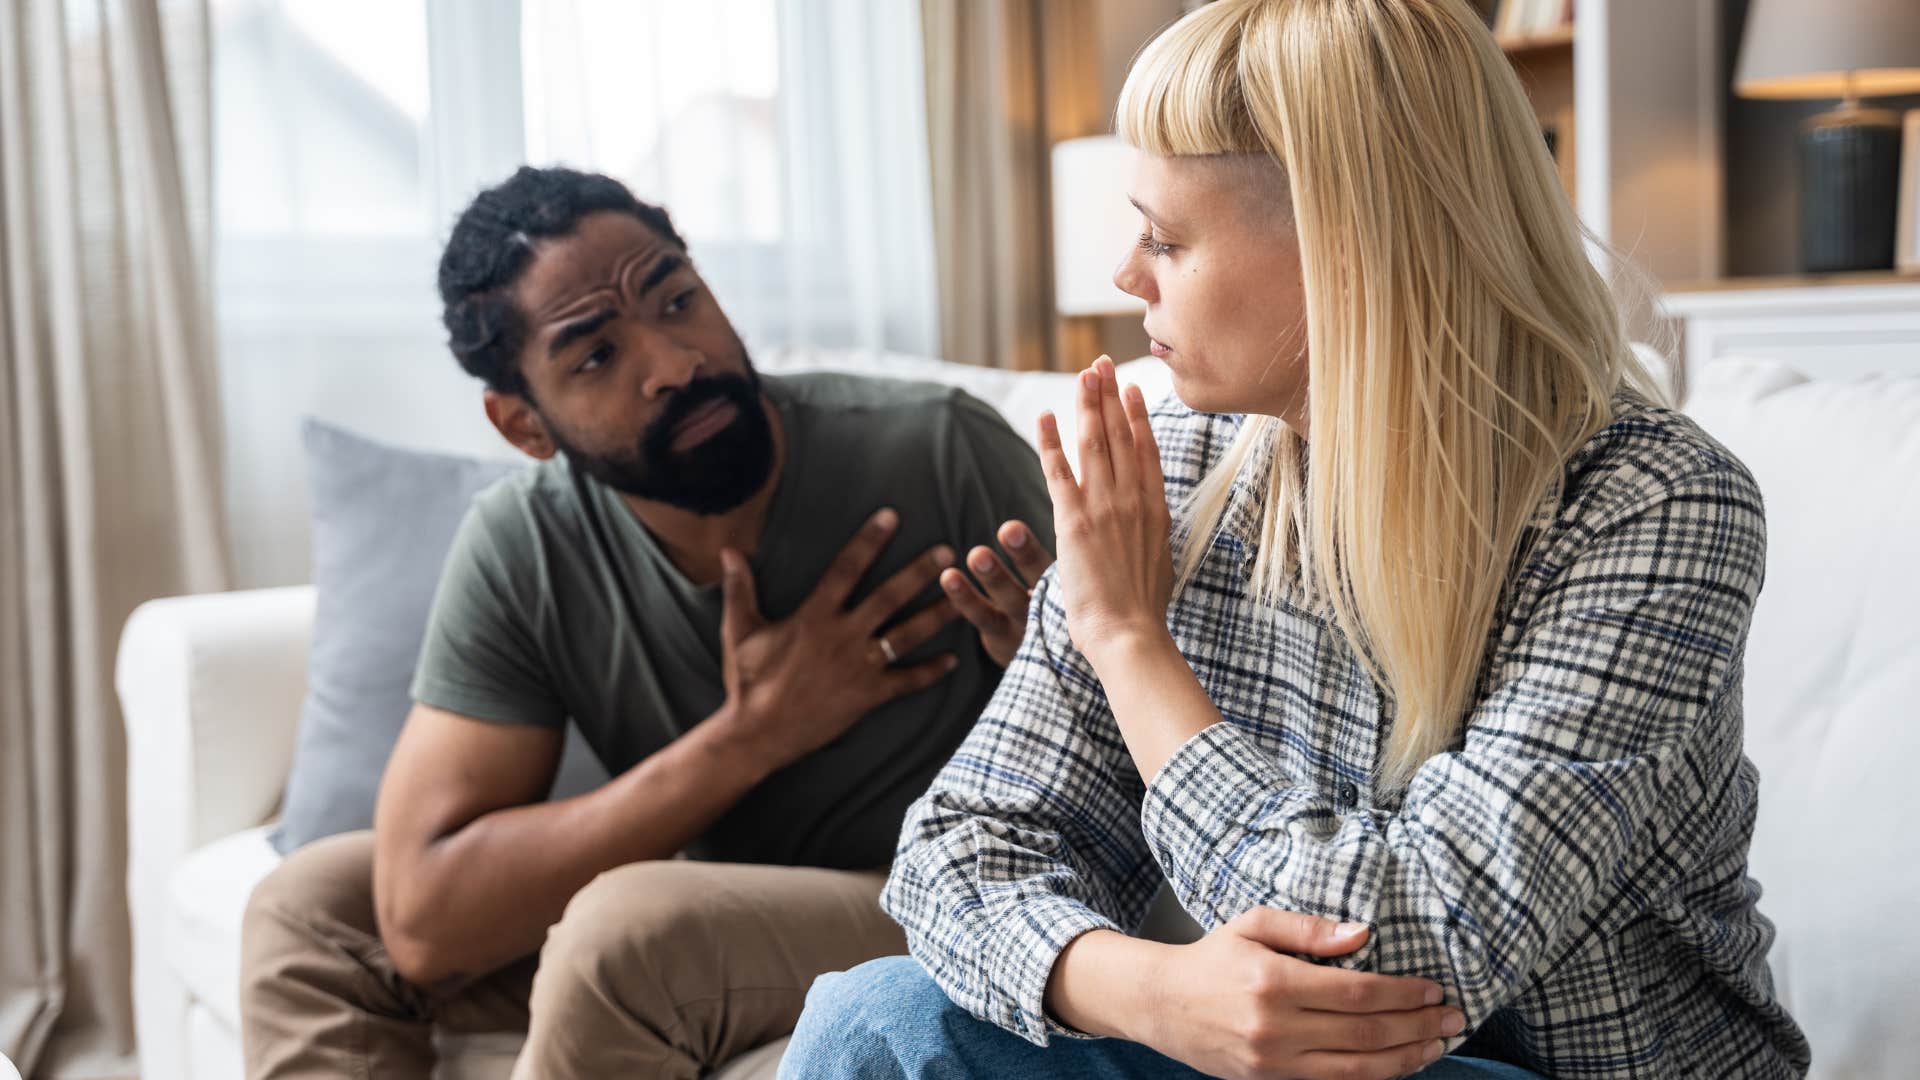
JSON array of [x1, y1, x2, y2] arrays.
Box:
[[241, 831, 379, 984], [532, 859, 731, 1008]]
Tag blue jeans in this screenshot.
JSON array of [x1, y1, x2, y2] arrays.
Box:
[[780, 956, 1544, 1080]]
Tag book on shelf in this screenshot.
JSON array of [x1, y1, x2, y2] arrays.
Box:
[[1495, 0, 1573, 40]]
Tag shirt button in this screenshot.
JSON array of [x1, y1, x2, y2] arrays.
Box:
[[1336, 782, 1359, 807]]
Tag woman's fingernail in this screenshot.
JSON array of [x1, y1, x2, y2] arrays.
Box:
[[970, 550, 994, 573], [874, 507, 898, 529], [1005, 525, 1027, 548], [1425, 1040, 1445, 1063], [932, 546, 954, 567], [1336, 922, 1368, 936], [1426, 985, 1444, 1005]]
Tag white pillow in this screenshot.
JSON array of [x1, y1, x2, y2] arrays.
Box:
[[1683, 357, 1920, 1077]]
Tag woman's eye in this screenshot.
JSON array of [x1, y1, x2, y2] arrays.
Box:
[[1137, 231, 1172, 258], [578, 345, 613, 373], [664, 288, 696, 316]]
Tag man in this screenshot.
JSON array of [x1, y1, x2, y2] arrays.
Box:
[[239, 166, 1056, 1079]]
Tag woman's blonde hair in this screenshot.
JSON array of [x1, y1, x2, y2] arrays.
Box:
[[1118, 0, 1664, 794]]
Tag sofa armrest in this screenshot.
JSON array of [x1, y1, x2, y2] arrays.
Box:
[[115, 585, 313, 1080], [117, 585, 315, 861]]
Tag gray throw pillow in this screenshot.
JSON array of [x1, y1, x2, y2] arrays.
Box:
[[271, 420, 608, 854]]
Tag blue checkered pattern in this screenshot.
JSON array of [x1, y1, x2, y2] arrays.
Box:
[[882, 392, 1812, 1078]]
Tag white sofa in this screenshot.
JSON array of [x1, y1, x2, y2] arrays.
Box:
[[118, 348, 1920, 1079]]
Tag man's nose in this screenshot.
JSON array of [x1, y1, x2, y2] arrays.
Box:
[[637, 329, 704, 399]]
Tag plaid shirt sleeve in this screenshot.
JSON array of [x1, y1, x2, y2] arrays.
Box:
[[880, 563, 1167, 1045], [1139, 463, 1768, 1041]]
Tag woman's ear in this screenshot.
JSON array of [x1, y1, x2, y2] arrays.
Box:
[[484, 389, 559, 460]]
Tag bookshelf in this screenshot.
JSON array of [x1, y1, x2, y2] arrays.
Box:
[[1472, 0, 1725, 287]]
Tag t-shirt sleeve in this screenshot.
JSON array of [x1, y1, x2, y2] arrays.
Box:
[[939, 389, 1056, 561], [410, 501, 569, 729]]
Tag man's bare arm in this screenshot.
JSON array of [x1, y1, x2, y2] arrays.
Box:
[[371, 701, 778, 986]]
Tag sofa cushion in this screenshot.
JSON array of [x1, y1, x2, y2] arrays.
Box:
[[167, 826, 282, 1033], [1684, 357, 1920, 1077], [272, 421, 607, 854]]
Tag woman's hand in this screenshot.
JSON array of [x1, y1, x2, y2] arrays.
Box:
[[1140, 909, 1461, 1080], [1037, 355, 1175, 665], [1046, 909, 1460, 1080]]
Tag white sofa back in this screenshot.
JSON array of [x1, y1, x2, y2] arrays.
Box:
[[1684, 358, 1920, 1076]]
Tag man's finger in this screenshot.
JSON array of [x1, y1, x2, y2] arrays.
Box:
[[808, 508, 900, 616], [996, 520, 1055, 585], [965, 546, 1033, 621], [853, 545, 955, 630], [941, 566, 1009, 638], [719, 548, 762, 644], [882, 653, 960, 699], [880, 593, 961, 659]]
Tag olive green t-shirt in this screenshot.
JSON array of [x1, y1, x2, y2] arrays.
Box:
[[410, 372, 1054, 870]]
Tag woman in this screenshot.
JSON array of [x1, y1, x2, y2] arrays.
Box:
[[783, 1, 1810, 1077]]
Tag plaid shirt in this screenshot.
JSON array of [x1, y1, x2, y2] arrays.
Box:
[[882, 391, 1812, 1079]]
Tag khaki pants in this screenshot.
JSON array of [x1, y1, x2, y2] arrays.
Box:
[[239, 831, 906, 1079]]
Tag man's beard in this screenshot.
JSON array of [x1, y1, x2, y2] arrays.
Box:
[[546, 366, 775, 517]]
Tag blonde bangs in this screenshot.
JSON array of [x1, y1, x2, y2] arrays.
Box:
[[1115, 0, 1266, 158]]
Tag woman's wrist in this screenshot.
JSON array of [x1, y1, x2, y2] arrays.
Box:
[[1044, 928, 1176, 1044], [1081, 622, 1179, 675]]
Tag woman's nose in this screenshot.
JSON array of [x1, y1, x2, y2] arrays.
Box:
[[1113, 248, 1155, 304]]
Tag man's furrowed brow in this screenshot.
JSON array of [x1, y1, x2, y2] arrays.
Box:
[[547, 309, 617, 360], [636, 252, 687, 297]]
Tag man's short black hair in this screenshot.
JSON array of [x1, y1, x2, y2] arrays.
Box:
[[437, 166, 687, 396]]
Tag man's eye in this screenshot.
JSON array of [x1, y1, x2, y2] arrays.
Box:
[[578, 345, 613, 373]]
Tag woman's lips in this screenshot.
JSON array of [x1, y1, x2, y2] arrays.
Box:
[[669, 399, 738, 451], [1148, 336, 1171, 359]]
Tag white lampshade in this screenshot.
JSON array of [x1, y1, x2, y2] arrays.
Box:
[[1050, 135, 1146, 316], [1735, 0, 1920, 101]]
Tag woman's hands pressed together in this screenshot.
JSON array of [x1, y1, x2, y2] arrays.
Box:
[[1037, 355, 1177, 666]]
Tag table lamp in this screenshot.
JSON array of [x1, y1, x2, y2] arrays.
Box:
[[1735, 0, 1920, 273]]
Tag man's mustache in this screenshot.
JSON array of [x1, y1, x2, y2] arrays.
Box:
[[644, 375, 756, 451]]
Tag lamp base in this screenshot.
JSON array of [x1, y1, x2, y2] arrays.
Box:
[[1800, 103, 1903, 274]]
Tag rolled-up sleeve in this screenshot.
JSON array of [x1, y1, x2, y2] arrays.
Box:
[[882, 567, 1164, 1044], [1139, 466, 1767, 1039]]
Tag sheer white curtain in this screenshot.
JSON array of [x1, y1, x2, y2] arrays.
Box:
[[217, 0, 943, 588], [522, 0, 940, 357]]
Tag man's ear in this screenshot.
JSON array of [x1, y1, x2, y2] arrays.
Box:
[[484, 388, 559, 460]]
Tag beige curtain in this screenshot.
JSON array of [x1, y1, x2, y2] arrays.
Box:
[[921, 0, 1104, 371], [1, 0, 228, 1076]]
